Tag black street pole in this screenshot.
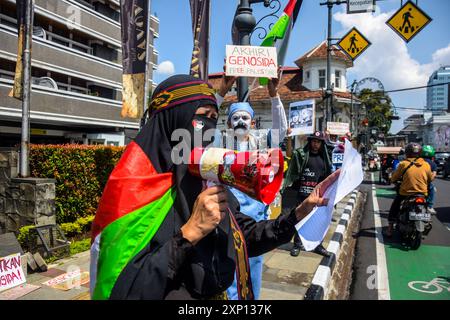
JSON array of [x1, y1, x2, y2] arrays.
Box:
[[234, 0, 256, 102], [350, 79, 357, 134], [326, 1, 332, 126], [320, 0, 345, 130], [234, 0, 269, 102]]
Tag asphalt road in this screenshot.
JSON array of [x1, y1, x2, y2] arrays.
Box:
[[350, 172, 450, 300]]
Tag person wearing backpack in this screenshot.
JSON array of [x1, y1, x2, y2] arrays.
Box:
[[385, 143, 433, 237]]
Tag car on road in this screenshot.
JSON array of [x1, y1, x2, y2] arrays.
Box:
[[435, 152, 450, 175]]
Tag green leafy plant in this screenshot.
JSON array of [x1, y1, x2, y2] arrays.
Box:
[[60, 215, 95, 238], [69, 238, 91, 256], [29, 144, 124, 224], [17, 225, 36, 250]]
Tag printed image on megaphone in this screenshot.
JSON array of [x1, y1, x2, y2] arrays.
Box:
[[188, 147, 284, 205]]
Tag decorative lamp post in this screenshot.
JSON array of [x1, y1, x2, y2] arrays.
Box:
[[233, 0, 271, 101]]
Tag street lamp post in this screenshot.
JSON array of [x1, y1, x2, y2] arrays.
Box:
[[350, 79, 357, 134], [319, 0, 346, 128], [234, 0, 270, 102]]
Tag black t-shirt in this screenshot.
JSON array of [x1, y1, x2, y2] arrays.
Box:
[[297, 152, 326, 201]]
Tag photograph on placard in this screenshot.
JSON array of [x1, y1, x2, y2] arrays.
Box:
[[288, 99, 315, 136]]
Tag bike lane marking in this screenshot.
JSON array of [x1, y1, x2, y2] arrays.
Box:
[[371, 173, 391, 300], [385, 244, 450, 300], [373, 174, 450, 300]]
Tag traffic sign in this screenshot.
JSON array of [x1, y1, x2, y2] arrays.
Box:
[[337, 27, 371, 61], [386, 0, 432, 43], [347, 0, 375, 14]]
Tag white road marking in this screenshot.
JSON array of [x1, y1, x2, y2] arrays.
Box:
[[371, 173, 391, 300]]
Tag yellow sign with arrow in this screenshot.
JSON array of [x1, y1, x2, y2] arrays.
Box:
[[386, 0, 432, 43], [337, 27, 371, 61]]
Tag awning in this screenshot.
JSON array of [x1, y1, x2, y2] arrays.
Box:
[[376, 146, 402, 154]]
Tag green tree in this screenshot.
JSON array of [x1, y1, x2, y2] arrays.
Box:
[[357, 89, 394, 134]]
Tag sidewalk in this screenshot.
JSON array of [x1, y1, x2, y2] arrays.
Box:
[[260, 194, 352, 300], [0, 250, 91, 300]]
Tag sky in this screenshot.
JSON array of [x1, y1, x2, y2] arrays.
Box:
[[152, 0, 450, 134]]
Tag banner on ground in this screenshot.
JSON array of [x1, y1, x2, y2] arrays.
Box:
[[225, 45, 278, 78], [288, 99, 315, 136], [42, 269, 89, 291], [327, 122, 350, 135], [0, 253, 26, 292]]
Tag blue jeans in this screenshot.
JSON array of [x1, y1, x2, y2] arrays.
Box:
[[427, 182, 435, 208]]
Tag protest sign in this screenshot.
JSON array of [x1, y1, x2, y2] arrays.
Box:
[[0, 253, 26, 292], [225, 45, 278, 78], [327, 122, 350, 135], [289, 99, 315, 136], [296, 140, 364, 251], [42, 269, 89, 291]]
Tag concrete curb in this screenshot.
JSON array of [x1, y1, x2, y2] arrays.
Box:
[[303, 189, 359, 300]]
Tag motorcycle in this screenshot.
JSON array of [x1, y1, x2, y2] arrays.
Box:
[[397, 194, 432, 249]]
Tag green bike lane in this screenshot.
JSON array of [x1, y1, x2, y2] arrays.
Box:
[[373, 174, 450, 300]]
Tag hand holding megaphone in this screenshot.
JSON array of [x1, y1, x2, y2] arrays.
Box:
[[181, 185, 228, 245], [188, 147, 284, 205]]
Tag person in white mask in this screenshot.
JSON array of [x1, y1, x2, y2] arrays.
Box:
[[213, 74, 287, 300]]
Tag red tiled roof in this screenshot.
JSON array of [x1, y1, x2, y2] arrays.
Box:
[[208, 67, 355, 104], [294, 41, 353, 68]]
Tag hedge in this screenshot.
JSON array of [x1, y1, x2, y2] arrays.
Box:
[[29, 144, 124, 224]]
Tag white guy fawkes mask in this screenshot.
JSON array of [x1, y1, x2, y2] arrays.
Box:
[[230, 111, 252, 136]]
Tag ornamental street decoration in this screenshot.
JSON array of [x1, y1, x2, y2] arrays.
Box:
[[386, 0, 432, 43], [337, 27, 371, 61]]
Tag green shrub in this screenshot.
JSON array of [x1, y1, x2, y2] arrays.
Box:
[[60, 215, 95, 238], [29, 144, 124, 224], [17, 225, 36, 250], [69, 238, 91, 256]]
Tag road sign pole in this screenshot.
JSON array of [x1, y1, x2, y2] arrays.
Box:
[[326, 1, 333, 124]]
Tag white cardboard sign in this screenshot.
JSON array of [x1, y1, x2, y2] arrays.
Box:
[[327, 122, 350, 135], [0, 253, 26, 292], [226, 45, 278, 78]]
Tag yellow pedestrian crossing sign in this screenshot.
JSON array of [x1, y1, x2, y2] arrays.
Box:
[[337, 27, 371, 61], [386, 0, 432, 43]]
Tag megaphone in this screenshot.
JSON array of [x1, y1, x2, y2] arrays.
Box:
[[188, 147, 284, 205]]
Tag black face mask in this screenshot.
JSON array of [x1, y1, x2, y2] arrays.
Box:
[[188, 114, 217, 149]]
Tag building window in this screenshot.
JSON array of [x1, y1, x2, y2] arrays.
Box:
[[306, 71, 310, 80], [319, 69, 326, 88], [335, 70, 341, 88]]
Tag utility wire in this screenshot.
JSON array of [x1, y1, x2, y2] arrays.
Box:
[[385, 81, 450, 93]]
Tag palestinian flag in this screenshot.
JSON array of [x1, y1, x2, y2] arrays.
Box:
[[259, 0, 303, 85], [90, 141, 174, 300]]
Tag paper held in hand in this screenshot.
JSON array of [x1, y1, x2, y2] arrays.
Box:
[[225, 45, 278, 78], [296, 140, 364, 251]]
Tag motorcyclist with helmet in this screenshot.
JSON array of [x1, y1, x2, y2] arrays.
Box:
[[385, 143, 433, 237], [421, 145, 437, 214]]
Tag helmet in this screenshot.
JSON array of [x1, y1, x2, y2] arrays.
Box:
[[421, 145, 435, 158], [405, 142, 422, 157]]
